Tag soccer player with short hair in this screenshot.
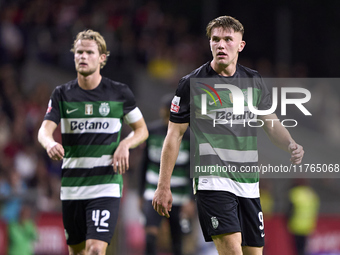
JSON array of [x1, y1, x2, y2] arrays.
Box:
[[38, 30, 148, 255], [152, 16, 304, 255]]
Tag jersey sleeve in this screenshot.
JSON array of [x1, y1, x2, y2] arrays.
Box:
[[43, 87, 61, 125], [122, 85, 137, 115], [121, 85, 144, 124], [257, 77, 273, 111], [169, 77, 190, 123]]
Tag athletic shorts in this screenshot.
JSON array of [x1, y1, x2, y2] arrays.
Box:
[[62, 197, 121, 245], [195, 190, 265, 247], [143, 199, 181, 227]]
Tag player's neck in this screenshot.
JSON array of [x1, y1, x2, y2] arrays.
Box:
[[77, 72, 102, 90], [211, 60, 237, 77]]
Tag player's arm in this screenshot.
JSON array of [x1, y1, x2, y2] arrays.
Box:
[[259, 113, 304, 164], [113, 117, 149, 174], [38, 120, 64, 161], [152, 121, 189, 218]]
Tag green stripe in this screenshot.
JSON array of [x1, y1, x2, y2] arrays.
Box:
[[172, 167, 189, 177], [252, 88, 262, 106], [179, 140, 190, 151], [233, 176, 259, 183], [196, 133, 257, 151], [62, 174, 123, 187], [146, 164, 159, 173], [59, 101, 124, 118], [64, 143, 118, 158]]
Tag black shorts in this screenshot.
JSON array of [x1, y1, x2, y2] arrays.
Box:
[[196, 190, 264, 247], [143, 200, 180, 227], [62, 197, 121, 245]]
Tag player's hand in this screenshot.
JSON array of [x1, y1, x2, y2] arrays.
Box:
[[112, 141, 129, 174], [288, 142, 304, 165], [152, 187, 173, 218], [46, 142, 64, 161]]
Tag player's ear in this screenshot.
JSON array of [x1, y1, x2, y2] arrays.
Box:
[[99, 54, 106, 63], [238, 40, 246, 52]]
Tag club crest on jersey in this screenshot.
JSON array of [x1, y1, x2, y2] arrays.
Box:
[[99, 102, 110, 116], [85, 104, 93, 115], [211, 216, 219, 229]]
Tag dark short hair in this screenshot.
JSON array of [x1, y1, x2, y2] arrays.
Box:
[[206, 16, 244, 39]]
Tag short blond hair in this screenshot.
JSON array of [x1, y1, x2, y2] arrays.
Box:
[[206, 16, 244, 39], [71, 30, 110, 69]]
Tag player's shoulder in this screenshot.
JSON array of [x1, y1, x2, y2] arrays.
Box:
[[55, 79, 78, 92], [101, 76, 131, 90], [54, 79, 78, 95], [101, 77, 136, 102], [237, 64, 262, 78]]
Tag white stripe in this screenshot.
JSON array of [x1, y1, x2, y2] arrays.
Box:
[[197, 176, 259, 198], [61, 118, 121, 134], [146, 170, 189, 187], [61, 183, 121, 200], [143, 189, 190, 205], [124, 107, 143, 124], [199, 143, 258, 163], [62, 155, 112, 169]]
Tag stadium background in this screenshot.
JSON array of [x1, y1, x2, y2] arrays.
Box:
[[0, 0, 340, 254]]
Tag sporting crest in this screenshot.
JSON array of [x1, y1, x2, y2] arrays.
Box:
[[211, 216, 219, 229], [99, 102, 110, 116]]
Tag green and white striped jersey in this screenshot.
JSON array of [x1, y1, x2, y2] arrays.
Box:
[[170, 62, 272, 198], [44, 77, 142, 200]]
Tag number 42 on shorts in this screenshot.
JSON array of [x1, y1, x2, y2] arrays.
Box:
[[92, 210, 111, 232]]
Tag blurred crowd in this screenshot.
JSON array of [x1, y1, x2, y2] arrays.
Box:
[[0, 0, 340, 253]]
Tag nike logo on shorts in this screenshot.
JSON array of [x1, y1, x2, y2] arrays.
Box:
[[261, 233, 265, 238], [96, 227, 109, 232]]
